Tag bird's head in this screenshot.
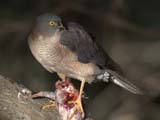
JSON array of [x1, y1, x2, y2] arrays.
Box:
[[33, 13, 64, 37]]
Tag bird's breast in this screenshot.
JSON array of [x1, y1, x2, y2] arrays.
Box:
[[28, 34, 101, 83], [28, 34, 64, 71]]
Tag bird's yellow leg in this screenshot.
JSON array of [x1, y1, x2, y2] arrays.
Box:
[[41, 100, 56, 110], [76, 79, 85, 113], [68, 79, 85, 118]]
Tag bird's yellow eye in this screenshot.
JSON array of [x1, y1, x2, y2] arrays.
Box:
[[49, 21, 55, 26]]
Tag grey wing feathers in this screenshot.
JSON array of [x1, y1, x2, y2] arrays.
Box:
[[60, 22, 118, 69], [60, 22, 102, 64], [106, 69, 143, 94], [60, 22, 143, 94]]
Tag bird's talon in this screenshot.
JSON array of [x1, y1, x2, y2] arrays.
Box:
[[68, 97, 84, 114], [41, 100, 56, 110]]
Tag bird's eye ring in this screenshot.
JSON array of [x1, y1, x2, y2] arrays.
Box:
[[49, 21, 55, 26]]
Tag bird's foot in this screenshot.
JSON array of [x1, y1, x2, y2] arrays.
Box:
[[41, 100, 56, 110], [68, 97, 84, 119]]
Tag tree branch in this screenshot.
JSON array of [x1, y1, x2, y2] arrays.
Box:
[[0, 75, 60, 120]]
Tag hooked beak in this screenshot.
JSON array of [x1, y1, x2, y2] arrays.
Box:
[[58, 22, 65, 31], [59, 25, 65, 31]]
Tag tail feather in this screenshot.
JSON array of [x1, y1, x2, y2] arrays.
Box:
[[98, 69, 143, 95]]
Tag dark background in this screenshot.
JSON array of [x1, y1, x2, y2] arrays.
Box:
[[0, 0, 160, 120]]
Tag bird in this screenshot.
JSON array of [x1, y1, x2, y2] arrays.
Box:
[[28, 13, 142, 117]]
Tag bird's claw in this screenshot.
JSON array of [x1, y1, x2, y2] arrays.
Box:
[[41, 100, 56, 110], [68, 97, 84, 119]]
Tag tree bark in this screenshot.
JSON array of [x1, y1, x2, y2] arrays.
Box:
[[0, 75, 60, 120]]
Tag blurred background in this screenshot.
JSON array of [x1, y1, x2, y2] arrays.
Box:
[[0, 0, 160, 120]]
